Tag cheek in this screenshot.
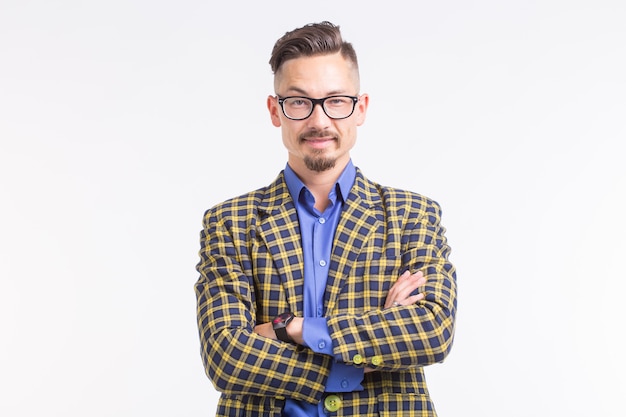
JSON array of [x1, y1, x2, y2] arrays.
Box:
[[283, 120, 306, 137], [281, 125, 299, 147], [338, 124, 357, 143]]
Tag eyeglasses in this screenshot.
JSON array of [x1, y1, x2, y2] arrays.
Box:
[[277, 95, 359, 120]]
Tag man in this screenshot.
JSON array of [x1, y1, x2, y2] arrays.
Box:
[[195, 21, 457, 416]]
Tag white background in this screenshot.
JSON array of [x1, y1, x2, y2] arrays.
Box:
[[1, 1, 624, 416]]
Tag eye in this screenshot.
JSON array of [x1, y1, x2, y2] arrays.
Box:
[[326, 97, 350, 107], [286, 98, 310, 107]]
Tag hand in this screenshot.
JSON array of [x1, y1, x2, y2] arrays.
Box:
[[253, 322, 276, 339], [384, 270, 426, 309], [253, 317, 304, 345]]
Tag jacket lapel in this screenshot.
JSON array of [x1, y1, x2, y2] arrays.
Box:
[[324, 170, 383, 313], [257, 172, 305, 315]]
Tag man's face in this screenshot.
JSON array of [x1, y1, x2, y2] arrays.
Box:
[[267, 52, 369, 174]]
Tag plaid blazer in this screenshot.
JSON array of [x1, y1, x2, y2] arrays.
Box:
[[195, 168, 457, 416]]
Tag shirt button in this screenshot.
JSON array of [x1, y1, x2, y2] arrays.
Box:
[[341, 379, 349, 389], [324, 395, 342, 412], [318, 341, 326, 350], [318, 217, 326, 224], [319, 260, 327, 267], [353, 354, 363, 365], [371, 356, 383, 366], [317, 307, 323, 317]]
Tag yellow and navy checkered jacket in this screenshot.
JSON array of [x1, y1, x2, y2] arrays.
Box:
[[195, 168, 457, 416]]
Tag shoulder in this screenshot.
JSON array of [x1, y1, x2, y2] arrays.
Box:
[[356, 169, 442, 216], [208, 188, 265, 214], [202, 172, 289, 220]]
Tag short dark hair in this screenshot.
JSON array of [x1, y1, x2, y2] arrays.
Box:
[[269, 21, 359, 74]]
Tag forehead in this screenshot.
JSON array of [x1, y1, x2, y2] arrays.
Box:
[[274, 52, 359, 96]]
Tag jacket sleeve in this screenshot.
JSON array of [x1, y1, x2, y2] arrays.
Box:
[[194, 205, 330, 404], [326, 198, 457, 371]]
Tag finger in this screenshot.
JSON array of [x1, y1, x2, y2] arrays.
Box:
[[388, 270, 416, 294], [387, 293, 425, 309], [385, 271, 422, 306], [390, 272, 425, 301], [384, 271, 410, 308], [404, 292, 425, 305], [385, 270, 427, 308], [385, 277, 427, 309]]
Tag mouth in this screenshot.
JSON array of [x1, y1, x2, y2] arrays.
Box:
[[305, 139, 334, 151], [301, 133, 337, 149]]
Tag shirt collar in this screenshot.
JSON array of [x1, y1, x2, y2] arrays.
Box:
[[284, 160, 356, 205]]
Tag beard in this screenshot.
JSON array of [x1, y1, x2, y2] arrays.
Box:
[[301, 129, 339, 172], [304, 152, 336, 172]]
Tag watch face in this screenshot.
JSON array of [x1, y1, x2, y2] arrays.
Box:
[[273, 312, 292, 325]]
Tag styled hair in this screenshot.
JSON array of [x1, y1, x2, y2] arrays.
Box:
[[269, 21, 359, 74]]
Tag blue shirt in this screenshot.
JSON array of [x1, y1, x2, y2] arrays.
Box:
[[282, 161, 364, 416]]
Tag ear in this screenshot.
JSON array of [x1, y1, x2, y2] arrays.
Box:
[[355, 93, 369, 126], [267, 96, 282, 127]]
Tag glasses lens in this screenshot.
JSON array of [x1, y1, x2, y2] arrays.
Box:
[[282, 97, 313, 120], [323, 96, 355, 119]]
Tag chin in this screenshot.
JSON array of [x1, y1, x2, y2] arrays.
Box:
[[304, 156, 336, 172]]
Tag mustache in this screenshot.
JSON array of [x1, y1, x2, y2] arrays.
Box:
[[299, 130, 339, 141]]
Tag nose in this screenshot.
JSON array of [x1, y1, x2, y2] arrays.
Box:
[[306, 102, 331, 128]]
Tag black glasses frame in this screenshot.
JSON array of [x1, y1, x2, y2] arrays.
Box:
[[277, 95, 359, 120]]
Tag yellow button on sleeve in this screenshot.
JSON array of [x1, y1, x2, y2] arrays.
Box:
[[324, 395, 342, 412]]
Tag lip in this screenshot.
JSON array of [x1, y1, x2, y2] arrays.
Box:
[[303, 137, 335, 149]]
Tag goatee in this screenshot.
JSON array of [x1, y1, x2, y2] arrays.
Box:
[[304, 152, 336, 172]]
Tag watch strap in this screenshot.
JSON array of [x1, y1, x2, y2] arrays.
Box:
[[274, 325, 292, 343]]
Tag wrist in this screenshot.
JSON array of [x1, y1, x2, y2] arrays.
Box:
[[272, 312, 295, 342], [287, 317, 304, 345]]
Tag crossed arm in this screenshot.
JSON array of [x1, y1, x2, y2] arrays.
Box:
[[254, 269, 427, 345]]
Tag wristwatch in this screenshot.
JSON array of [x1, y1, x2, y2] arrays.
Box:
[[272, 311, 295, 342]]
